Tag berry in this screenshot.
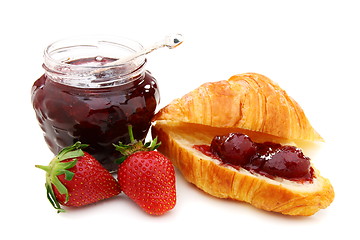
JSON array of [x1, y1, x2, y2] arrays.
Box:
[[261, 146, 311, 179], [114, 125, 176, 215], [210, 133, 257, 166], [36, 142, 121, 213], [117, 151, 176, 215]]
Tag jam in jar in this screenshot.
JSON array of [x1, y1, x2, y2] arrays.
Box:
[[31, 36, 160, 171]]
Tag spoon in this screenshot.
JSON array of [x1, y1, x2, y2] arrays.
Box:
[[106, 33, 184, 66]]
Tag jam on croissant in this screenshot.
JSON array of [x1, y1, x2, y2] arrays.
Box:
[[193, 132, 314, 183]]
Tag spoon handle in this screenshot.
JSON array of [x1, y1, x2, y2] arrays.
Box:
[[109, 33, 183, 65]]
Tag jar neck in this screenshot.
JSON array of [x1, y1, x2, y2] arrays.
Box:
[[42, 36, 146, 88]]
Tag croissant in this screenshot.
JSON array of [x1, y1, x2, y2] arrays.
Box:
[[152, 73, 334, 216]]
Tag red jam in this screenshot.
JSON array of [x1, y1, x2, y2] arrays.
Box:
[[32, 55, 159, 171], [193, 133, 314, 183]]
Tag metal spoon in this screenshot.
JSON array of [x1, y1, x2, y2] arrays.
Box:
[[107, 33, 184, 66]]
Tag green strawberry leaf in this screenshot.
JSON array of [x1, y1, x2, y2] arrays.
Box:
[[35, 142, 88, 213], [45, 183, 65, 213], [114, 156, 128, 164], [60, 149, 84, 161], [113, 125, 162, 163], [52, 175, 68, 196], [57, 169, 76, 181], [56, 160, 78, 172], [57, 142, 88, 161]]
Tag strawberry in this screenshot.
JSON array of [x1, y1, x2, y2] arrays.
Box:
[[114, 125, 176, 215], [36, 142, 121, 213]]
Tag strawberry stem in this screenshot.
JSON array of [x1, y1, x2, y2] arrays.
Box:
[[128, 125, 135, 143], [35, 165, 50, 172], [113, 125, 161, 164]]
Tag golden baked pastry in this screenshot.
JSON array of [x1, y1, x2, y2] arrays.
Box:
[[152, 73, 334, 216], [154, 72, 323, 143]]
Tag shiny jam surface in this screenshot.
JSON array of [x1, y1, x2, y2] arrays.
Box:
[[193, 133, 314, 183], [32, 57, 159, 171]]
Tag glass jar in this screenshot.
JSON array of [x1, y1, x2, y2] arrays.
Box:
[[31, 36, 160, 171]]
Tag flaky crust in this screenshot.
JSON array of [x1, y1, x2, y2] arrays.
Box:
[[152, 122, 334, 216], [153, 73, 323, 143], [152, 73, 334, 216]]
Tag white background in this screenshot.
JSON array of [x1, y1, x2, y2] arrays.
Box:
[[1, 0, 359, 239]]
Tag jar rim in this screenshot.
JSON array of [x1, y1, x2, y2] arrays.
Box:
[[43, 35, 147, 88], [44, 35, 145, 69]]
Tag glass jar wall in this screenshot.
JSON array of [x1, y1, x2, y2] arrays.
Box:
[[31, 36, 160, 171]]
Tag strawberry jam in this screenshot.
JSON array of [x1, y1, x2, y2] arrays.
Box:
[[31, 36, 160, 171], [193, 133, 314, 182]]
